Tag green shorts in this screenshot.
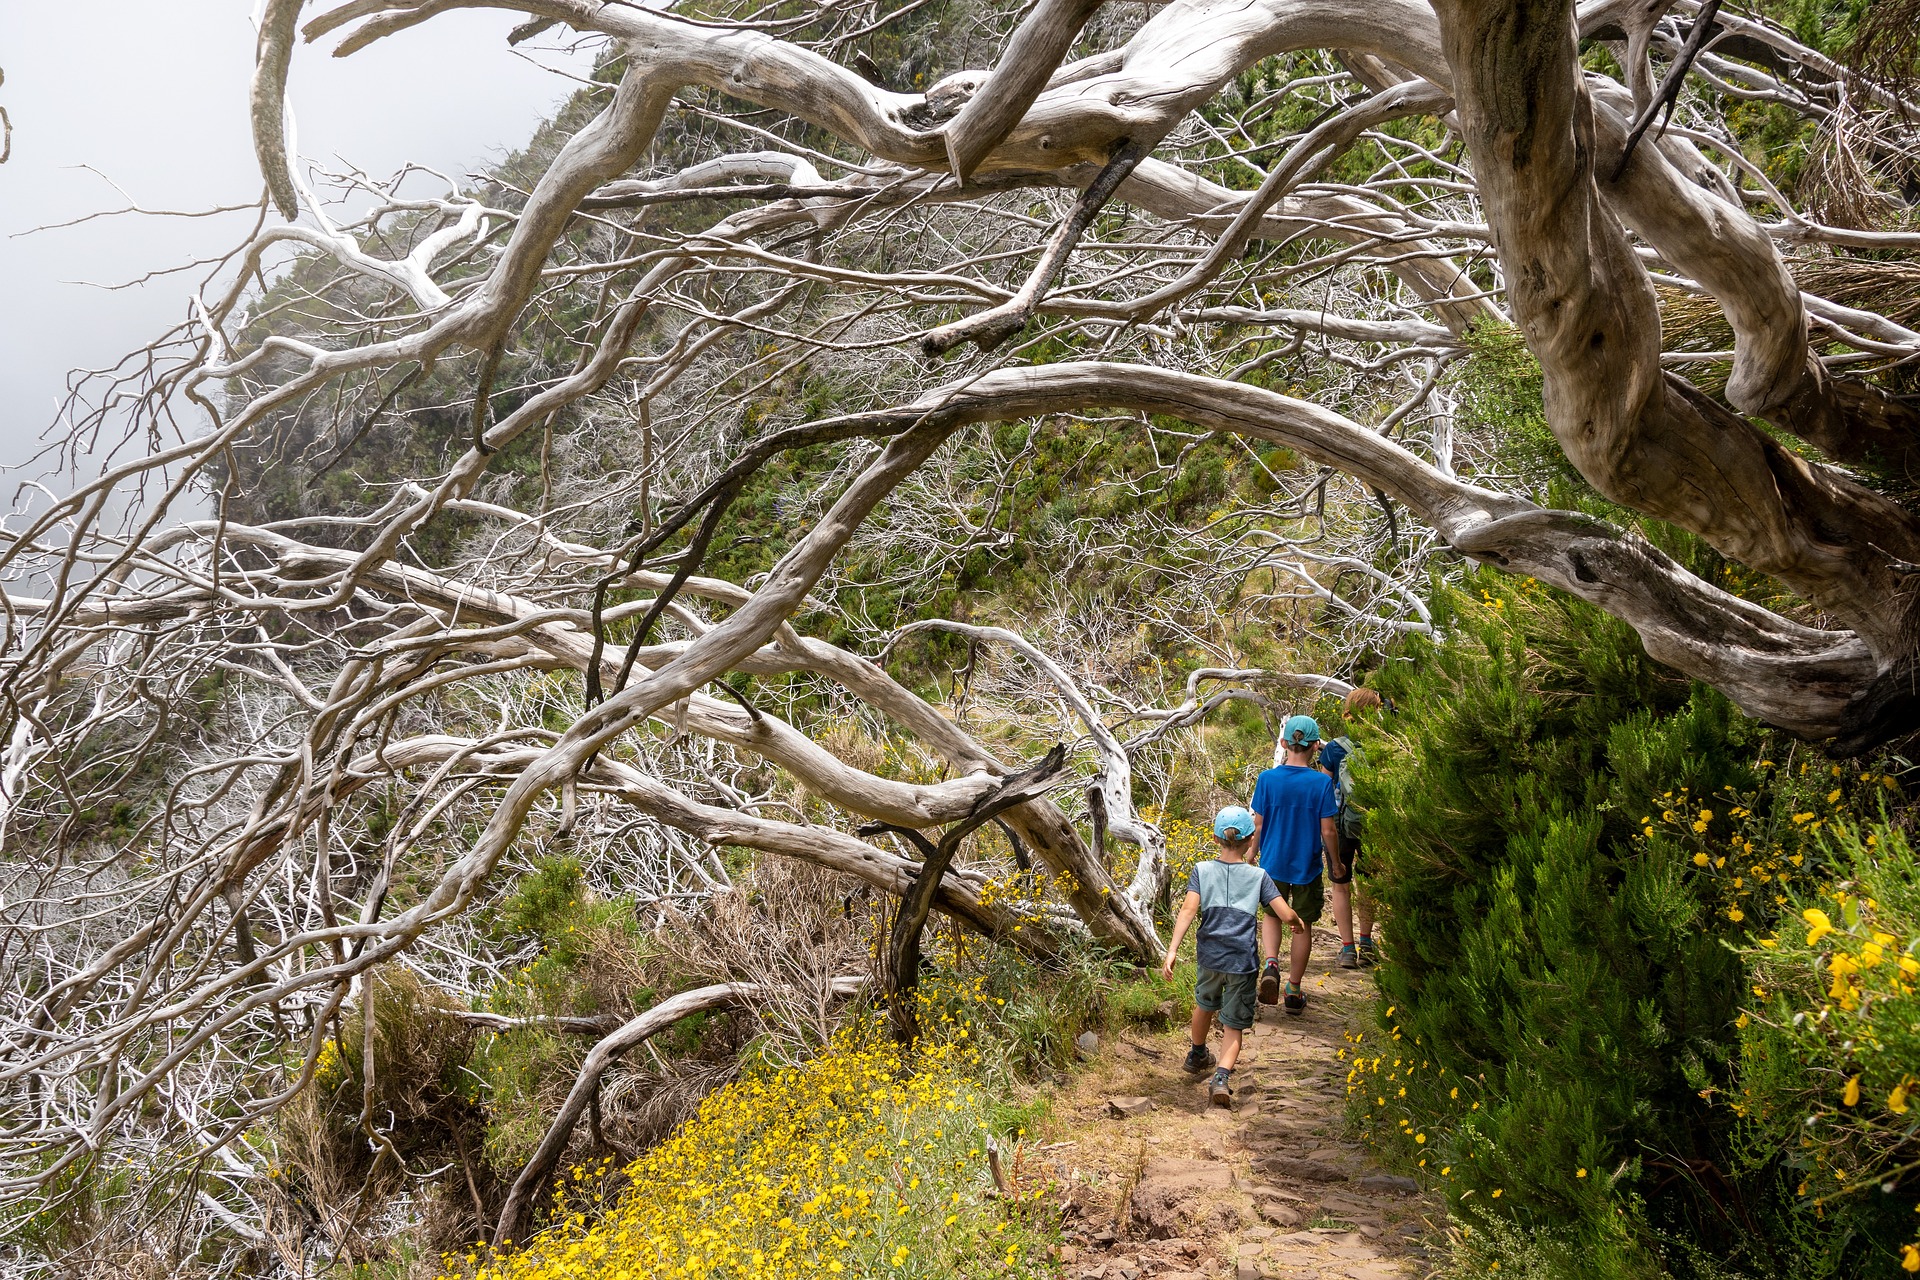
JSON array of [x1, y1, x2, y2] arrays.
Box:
[[1273, 876, 1325, 926], [1195, 967, 1258, 1030]]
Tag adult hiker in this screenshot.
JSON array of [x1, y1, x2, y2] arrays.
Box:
[[1250, 714, 1341, 1016], [1318, 687, 1388, 966]]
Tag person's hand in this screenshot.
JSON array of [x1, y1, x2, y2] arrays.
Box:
[[1159, 954, 1176, 983]]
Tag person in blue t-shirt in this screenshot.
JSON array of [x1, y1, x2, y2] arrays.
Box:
[[1249, 714, 1341, 1016]]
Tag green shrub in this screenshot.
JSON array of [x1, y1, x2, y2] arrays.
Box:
[[1355, 569, 1770, 1278], [1734, 815, 1920, 1277]]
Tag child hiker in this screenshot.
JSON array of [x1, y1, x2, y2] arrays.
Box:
[[1160, 805, 1302, 1107], [1250, 714, 1342, 1016]]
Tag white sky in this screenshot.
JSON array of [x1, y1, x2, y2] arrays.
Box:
[[0, 1, 596, 477]]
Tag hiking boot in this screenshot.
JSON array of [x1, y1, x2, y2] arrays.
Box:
[[1338, 943, 1360, 970], [1257, 958, 1283, 1006], [1182, 1042, 1216, 1074], [1209, 1068, 1234, 1108], [1283, 982, 1306, 1016], [1357, 936, 1380, 966]]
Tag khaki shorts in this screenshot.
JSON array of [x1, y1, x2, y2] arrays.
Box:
[[1195, 967, 1258, 1030], [1273, 876, 1325, 926]]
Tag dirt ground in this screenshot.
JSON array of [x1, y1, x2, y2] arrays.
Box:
[[1027, 938, 1446, 1280]]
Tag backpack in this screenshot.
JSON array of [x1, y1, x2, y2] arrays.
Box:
[[1321, 735, 1365, 838]]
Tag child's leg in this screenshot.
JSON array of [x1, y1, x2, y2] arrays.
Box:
[[1260, 910, 1282, 965], [1218, 1023, 1244, 1069], [1189, 1003, 1214, 1047], [1357, 884, 1376, 939], [1288, 918, 1312, 986], [1328, 879, 1356, 947]]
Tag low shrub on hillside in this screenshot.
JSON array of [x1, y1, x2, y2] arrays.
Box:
[[1735, 817, 1920, 1276], [1349, 566, 1915, 1278]]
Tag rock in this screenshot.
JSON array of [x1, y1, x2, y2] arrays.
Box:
[[1254, 1155, 1350, 1183], [1077, 1030, 1101, 1056], [1108, 1096, 1156, 1118], [1255, 1199, 1303, 1227], [1060, 1245, 1080, 1264], [1127, 1157, 1237, 1239], [1247, 1183, 1307, 1203], [1235, 1265, 1264, 1280], [1244, 1226, 1276, 1241], [1356, 1173, 1419, 1195]]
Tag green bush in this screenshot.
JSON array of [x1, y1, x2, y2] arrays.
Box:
[[1355, 569, 1772, 1278], [1352, 566, 1920, 1277], [1734, 815, 1920, 1277]]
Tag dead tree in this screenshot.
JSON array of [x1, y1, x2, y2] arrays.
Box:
[[2, 0, 1918, 1261]]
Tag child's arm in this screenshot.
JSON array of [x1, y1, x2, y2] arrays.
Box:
[[1160, 890, 1201, 981]]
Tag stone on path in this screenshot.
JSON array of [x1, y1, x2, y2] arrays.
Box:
[[1254, 1154, 1350, 1182], [1077, 1030, 1101, 1056], [1108, 1095, 1155, 1118], [1356, 1174, 1418, 1195], [1254, 1197, 1303, 1226], [1127, 1157, 1237, 1238]]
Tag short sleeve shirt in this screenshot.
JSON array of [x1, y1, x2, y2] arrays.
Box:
[[1251, 763, 1340, 884], [1187, 859, 1281, 974]]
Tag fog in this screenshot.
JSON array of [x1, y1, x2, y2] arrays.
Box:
[[0, 1, 595, 482]]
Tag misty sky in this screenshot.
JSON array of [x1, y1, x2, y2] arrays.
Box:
[[0, 2, 595, 479]]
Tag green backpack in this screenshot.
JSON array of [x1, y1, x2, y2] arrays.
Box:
[[1322, 735, 1366, 838]]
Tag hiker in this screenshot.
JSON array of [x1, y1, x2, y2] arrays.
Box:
[[1318, 687, 1388, 967], [1159, 805, 1302, 1107], [1250, 714, 1341, 1016]]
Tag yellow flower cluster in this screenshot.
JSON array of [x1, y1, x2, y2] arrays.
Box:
[[1161, 819, 1218, 894], [443, 1015, 1050, 1280]]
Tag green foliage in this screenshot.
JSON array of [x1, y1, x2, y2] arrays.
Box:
[[1733, 814, 1920, 1277], [1353, 566, 1920, 1278], [1354, 568, 1769, 1278], [1452, 322, 1575, 496]]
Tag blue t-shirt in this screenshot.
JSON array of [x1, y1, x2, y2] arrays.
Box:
[[1251, 763, 1339, 884], [1187, 859, 1282, 974]]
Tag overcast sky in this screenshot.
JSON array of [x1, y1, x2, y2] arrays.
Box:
[[0, 2, 595, 479]]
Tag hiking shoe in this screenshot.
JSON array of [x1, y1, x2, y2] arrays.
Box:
[[1283, 982, 1306, 1017], [1357, 937, 1380, 966], [1182, 1042, 1216, 1074], [1209, 1068, 1234, 1108], [1338, 943, 1360, 970], [1257, 959, 1283, 1006]]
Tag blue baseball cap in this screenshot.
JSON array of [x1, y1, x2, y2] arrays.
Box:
[[1281, 714, 1322, 747], [1213, 805, 1255, 841]]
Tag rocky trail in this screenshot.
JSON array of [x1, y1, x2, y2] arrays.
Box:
[[1028, 943, 1444, 1280]]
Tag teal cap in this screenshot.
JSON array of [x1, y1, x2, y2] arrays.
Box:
[[1281, 714, 1321, 747], [1213, 805, 1255, 841]]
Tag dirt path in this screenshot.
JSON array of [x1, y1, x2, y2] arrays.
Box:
[[1031, 940, 1444, 1280]]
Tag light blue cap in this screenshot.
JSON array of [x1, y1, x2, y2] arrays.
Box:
[[1281, 714, 1322, 746], [1213, 805, 1255, 841]]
